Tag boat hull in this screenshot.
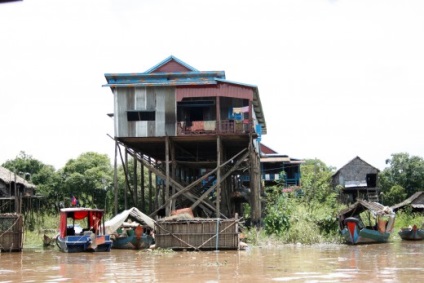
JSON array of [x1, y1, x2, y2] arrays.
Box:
[[340, 217, 392, 244], [56, 234, 112, 253], [112, 234, 154, 249], [399, 226, 424, 241]]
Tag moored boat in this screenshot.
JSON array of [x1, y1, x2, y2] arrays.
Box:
[[338, 199, 396, 244], [104, 207, 155, 249], [56, 207, 112, 253], [398, 224, 424, 241]]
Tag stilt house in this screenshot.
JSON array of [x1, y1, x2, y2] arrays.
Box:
[[104, 56, 266, 224], [332, 156, 380, 204]]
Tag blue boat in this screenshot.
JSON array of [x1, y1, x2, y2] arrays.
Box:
[[56, 208, 112, 253], [398, 225, 424, 241], [338, 199, 396, 244]]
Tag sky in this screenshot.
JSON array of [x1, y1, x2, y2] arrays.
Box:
[[1, 0, 423, 171]]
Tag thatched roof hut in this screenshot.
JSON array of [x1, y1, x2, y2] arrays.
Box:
[[0, 166, 36, 198]]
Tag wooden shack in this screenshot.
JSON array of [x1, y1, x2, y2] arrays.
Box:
[[104, 56, 266, 225], [0, 166, 36, 214], [332, 156, 380, 204], [0, 166, 36, 252]]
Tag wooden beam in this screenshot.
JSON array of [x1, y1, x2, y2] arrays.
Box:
[[190, 150, 249, 211]]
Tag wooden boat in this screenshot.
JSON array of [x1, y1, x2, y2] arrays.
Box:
[[104, 207, 155, 249], [398, 225, 424, 241], [338, 199, 396, 244], [56, 208, 112, 253]]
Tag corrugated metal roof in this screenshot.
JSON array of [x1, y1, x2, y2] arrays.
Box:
[[144, 55, 199, 73]]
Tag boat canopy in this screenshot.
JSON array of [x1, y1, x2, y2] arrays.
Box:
[[104, 207, 155, 235], [339, 199, 395, 219], [59, 208, 105, 238]]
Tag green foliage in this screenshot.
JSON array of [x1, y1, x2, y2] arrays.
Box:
[[382, 185, 407, 206], [299, 159, 337, 209], [380, 153, 424, 197], [61, 152, 113, 209], [263, 187, 297, 235]]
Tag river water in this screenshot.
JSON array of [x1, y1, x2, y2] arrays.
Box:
[[1, 241, 423, 282]]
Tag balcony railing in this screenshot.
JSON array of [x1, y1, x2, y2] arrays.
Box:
[[177, 120, 252, 135]]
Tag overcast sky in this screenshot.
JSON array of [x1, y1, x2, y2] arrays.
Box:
[[1, 0, 423, 171]]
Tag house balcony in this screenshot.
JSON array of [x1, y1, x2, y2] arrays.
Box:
[[177, 120, 252, 135]]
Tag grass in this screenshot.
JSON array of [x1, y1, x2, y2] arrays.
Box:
[[243, 207, 424, 246]]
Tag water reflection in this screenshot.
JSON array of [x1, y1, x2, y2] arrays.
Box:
[[0, 242, 423, 282]]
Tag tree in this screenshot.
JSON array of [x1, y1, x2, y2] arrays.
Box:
[[379, 153, 424, 197], [300, 158, 336, 207], [61, 152, 113, 209], [382, 185, 407, 206]]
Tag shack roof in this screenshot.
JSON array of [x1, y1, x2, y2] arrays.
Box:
[[0, 166, 36, 189], [390, 191, 424, 211], [332, 156, 380, 176]]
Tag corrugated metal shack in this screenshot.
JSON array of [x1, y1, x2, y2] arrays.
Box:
[[103, 56, 267, 228]]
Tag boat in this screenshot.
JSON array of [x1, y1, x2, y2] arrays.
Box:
[[398, 224, 424, 241], [56, 207, 112, 253], [338, 199, 396, 244], [104, 207, 155, 249]]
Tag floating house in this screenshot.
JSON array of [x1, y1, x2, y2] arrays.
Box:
[[332, 156, 380, 204], [104, 56, 266, 224]]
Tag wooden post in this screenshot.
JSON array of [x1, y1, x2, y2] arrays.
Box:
[[141, 160, 145, 212], [216, 135, 221, 218], [170, 139, 176, 211], [165, 136, 170, 216], [149, 157, 154, 214], [124, 149, 128, 210], [113, 140, 118, 215], [133, 155, 138, 208]]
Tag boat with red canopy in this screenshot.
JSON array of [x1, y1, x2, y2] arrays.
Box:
[[56, 207, 112, 253]]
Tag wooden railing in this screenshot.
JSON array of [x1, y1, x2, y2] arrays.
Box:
[[177, 120, 252, 135]]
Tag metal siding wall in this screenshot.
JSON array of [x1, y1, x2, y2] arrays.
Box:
[[115, 88, 129, 137], [155, 88, 166, 136], [135, 87, 148, 137], [164, 87, 176, 136], [146, 88, 156, 136], [176, 83, 253, 101], [127, 89, 135, 137]]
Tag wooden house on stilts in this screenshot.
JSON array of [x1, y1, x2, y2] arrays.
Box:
[[104, 56, 267, 226]]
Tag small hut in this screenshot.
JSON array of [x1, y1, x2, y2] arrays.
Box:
[[332, 156, 380, 204]]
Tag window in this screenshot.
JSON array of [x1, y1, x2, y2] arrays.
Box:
[[127, 111, 155, 121]]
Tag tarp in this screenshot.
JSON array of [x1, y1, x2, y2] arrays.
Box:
[[104, 207, 155, 235]]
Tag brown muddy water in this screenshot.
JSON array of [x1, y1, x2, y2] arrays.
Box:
[[1, 242, 424, 282]]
